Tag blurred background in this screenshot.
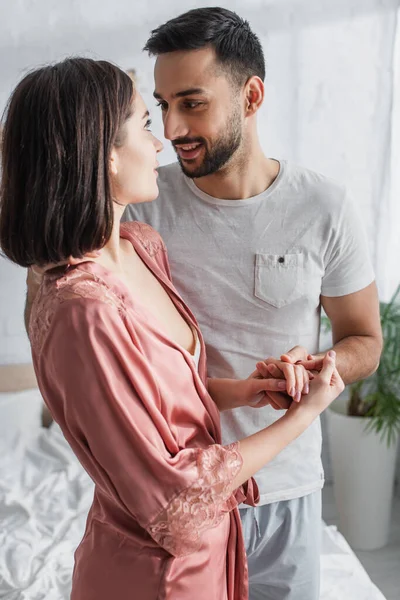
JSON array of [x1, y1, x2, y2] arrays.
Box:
[[0, 1, 399, 598]]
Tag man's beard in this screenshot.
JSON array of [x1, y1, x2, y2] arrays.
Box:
[[173, 109, 242, 179]]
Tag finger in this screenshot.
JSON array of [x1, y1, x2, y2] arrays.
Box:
[[266, 391, 292, 410], [266, 363, 285, 379], [280, 363, 296, 397], [293, 365, 304, 402], [280, 345, 308, 364], [253, 378, 288, 394], [256, 362, 271, 379], [269, 399, 283, 410], [319, 351, 336, 383], [250, 394, 272, 409], [298, 358, 324, 372], [330, 367, 345, 391], [302, 367, 310, 394]]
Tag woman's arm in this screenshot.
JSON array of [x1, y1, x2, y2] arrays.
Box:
[[207, 376, 290, 411], [231, 351, 343, 489], [37, 298, 342, 557], [207, 357, 314, 412]]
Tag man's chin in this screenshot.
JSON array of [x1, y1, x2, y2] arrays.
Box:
[[178, 157, 208, 179]]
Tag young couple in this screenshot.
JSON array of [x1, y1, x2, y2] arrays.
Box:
[[0, 7, 382, 600]]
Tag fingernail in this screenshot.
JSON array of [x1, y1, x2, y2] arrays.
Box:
[[295, 360, 302, 365], [278, 381, 286, 390], [290, 387, 296, 397], [328, 350, 336, 358], [304, 384, 309, 394], [295, 391, 301, 403]]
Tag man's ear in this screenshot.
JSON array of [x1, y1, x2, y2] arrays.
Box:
[[244, 76, 264, 116]]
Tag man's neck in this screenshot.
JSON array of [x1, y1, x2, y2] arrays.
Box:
[[192, 148, 280, 201]]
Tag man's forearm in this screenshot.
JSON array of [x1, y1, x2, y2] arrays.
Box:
[[317, 334, 382, 385]]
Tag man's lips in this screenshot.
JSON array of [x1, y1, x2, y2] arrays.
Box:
[[174, 142, 204, 161]]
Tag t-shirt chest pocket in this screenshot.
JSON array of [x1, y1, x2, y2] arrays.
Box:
[[254, 252, 304, 308]]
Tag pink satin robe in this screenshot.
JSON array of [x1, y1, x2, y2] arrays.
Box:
[[29, 222, 259, 600]]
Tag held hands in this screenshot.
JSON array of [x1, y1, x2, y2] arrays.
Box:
[[249, 345, 313, 410], [287, 351, 344, 417], [252, 345, 344, 415]]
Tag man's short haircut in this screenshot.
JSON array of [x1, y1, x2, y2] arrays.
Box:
[[144, 7, 265, 86]]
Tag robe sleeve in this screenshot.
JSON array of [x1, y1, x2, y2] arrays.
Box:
[[41, 297, 244, 557]]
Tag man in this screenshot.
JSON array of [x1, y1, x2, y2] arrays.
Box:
[[125, 7, 382, 600]]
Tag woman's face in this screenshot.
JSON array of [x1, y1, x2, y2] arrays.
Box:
[[110, 93, 163, 205]]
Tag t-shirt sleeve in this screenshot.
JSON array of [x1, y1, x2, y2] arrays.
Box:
[[321, 191, 375, 297], [42, 298, 244, 557]]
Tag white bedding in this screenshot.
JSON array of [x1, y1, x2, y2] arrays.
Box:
[[0, 422, 387, 600]]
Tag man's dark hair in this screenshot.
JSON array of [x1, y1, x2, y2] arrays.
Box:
[[0, 58, 133, 267], [144, 7, 265, 85]]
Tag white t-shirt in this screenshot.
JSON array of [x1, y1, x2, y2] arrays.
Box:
[[125, 159, 375, 505]]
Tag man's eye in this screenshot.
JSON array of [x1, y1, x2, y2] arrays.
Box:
[[184, 101, 202, 109], [156, 101, 168, 111], [144, 119, 152, 130]]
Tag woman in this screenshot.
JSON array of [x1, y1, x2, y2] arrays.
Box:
[[0, 58, 343, 600]]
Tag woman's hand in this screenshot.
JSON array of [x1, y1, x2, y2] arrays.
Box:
[[207, 376, 291, 412], [234, 375, 291, 409], [254, 356, 314, 403], [287, 351, 344, 417]]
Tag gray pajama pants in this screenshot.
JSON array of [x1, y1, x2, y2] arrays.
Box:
[[240, 491, 322, 600]]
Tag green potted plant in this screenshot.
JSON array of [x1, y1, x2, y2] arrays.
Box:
[[324, 284, 400, 550]]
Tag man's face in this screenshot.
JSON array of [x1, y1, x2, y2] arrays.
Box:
[[153, 47, 243, 178]]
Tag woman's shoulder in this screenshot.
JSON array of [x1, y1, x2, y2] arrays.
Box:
[[30, 267, 125, 353], [121, 221, 167, 258]]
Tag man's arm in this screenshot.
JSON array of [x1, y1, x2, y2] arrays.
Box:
[[315, 282, 382, 384]]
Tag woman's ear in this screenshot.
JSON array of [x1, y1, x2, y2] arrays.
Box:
[[109, 148, 118, 176]]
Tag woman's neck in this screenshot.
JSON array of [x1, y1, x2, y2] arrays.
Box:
[[97, 204, 126, 269]]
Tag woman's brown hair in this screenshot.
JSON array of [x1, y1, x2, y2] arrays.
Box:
[[0, 58, 134, 266]]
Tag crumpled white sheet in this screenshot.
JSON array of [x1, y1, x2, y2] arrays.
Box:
[[0, 424, 387, 600]]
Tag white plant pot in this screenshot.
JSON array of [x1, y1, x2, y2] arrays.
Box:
[[326, 392, 399, 550]]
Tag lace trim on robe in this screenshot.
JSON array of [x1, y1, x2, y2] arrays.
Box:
[[123, 221, 167, 257], [29, 269, 126, 354], [147, 442, 243, 557]]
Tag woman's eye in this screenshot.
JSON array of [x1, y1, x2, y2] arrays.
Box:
[[144, 119, 152, 130]]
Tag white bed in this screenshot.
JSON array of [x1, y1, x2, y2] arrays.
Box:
[[0, 364, 387, 600]]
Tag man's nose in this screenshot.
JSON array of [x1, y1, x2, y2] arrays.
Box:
[[163, 110, 190, 141]]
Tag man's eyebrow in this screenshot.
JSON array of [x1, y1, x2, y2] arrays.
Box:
[[153, 88, 206, 100]]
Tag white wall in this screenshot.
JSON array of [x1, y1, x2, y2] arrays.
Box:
[[1, 0, 399, 485]]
